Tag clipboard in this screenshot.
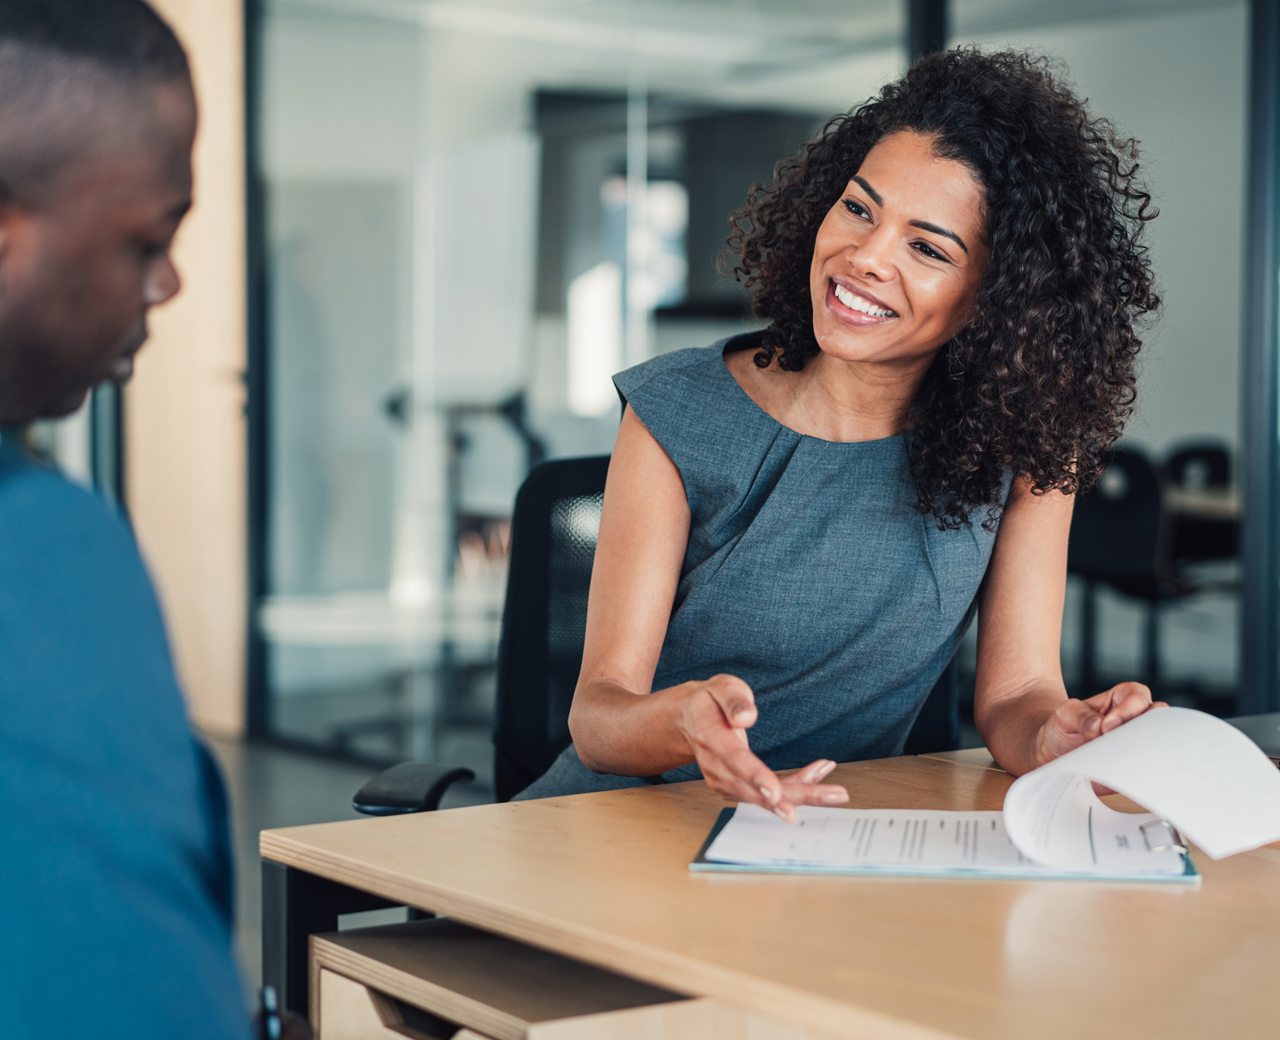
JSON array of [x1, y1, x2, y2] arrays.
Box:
[[688, 806, 1201, 883]]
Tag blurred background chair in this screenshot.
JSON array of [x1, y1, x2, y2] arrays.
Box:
[[355, 454, 962, 814], [1068, 448, 1180, 695], [1068, 444, 1241, 703], [1161, 441, 1238, 569]]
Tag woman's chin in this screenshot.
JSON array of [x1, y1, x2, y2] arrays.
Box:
[[813, 325, 904, 365]]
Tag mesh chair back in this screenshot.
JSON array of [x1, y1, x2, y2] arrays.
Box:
[[493, 456, 610, 802]]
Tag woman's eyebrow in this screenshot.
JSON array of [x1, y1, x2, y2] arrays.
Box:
[[851, 175, 882, 207], [910, 220, 969, 255], [852, 175, 969, 255]]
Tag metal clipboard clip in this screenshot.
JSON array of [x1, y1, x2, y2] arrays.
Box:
[[1140, 819, 1188, 856]]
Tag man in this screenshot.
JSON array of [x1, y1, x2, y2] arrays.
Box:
[[0, 2, 249, 1037]]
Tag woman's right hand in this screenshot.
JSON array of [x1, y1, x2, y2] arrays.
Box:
[[674, 674, 849, 823]]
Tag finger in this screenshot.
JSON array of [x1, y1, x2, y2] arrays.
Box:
[[687, 696, 794, 822], [781, 780, 850, 806], [687, 688, 750, 750], [787, 759, 837, 785], [1080, 688, 1116, 714], [703, 674, 758, 729], [711, 740, 793, 820], [1054, 696, 1104, 739], [1101, 682, 1153, 731]]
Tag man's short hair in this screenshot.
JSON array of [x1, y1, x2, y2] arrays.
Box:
[[0, 0, 190, 205], [0, 0, 187, 82]]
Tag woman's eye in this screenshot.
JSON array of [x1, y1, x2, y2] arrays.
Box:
[[913, 241, 948, 262], [842, 198, 869, 219]]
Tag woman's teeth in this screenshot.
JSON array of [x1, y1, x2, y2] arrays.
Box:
[[834, 283, 896, 317]]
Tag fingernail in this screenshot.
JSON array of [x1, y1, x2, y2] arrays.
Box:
[[757, 783, 776, 805], [1087, 716, 1101, 735], [816, 760, 836, 779], [821, 789, 848, 804]]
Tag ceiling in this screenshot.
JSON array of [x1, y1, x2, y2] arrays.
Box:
[[268, 0, 1242, 111]]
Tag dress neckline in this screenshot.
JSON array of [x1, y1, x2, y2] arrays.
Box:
[[715, 336, 905, 449]]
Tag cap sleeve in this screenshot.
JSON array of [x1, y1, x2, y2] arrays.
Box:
[[611, 338, 787, 522]]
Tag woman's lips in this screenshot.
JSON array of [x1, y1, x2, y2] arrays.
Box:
[[826, 280, 898, 328]]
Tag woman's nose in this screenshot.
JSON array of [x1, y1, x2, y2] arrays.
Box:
[[846, 225, 894, 282]]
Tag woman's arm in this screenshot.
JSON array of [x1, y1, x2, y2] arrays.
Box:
[[974, 477, 1163, 776], [567, 405, 848, 821]]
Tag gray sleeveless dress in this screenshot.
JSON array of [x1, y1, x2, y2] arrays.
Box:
[[514, 335, 1011, 800]]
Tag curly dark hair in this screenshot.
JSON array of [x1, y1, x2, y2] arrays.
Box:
[[727, 48, 1159, 529]]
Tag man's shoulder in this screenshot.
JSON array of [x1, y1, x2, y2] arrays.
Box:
[[0, 443, 174, 741], [0, 444, 141, 578]]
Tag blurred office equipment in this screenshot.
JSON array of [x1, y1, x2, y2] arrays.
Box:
[[1161, 441, 1238, 567], [1069, 445, 1240, 706], [1068, 448, 1171, 695], [1226, 711, 1280, 763]]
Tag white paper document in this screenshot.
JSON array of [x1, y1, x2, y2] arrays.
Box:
[[1003, 707, 1280, 862], [694, 708, 1280, 881]]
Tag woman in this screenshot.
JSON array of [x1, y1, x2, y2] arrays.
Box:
[[517, 49, 1164, 820]]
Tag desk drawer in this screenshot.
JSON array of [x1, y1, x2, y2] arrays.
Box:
[[312, 919, 847, 1040], [311, 918, 699, 1039]]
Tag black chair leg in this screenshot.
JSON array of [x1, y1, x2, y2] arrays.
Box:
[[261, 861, 400, 1018], [1143, 599, 1161, 696], [1080, 577, 1099, 696]]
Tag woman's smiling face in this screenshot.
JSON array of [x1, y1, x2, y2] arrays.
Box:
[[809, 129, 989, 367]]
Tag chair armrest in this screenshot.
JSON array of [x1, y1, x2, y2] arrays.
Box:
[[353, 762, 476, 815]]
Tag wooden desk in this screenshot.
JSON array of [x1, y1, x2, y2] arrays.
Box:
[[261, 756, 1280, 1040]]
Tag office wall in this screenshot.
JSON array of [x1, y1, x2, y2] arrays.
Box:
[[126, 0, 247, 736]]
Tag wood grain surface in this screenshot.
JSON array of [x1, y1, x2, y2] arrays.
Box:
[[262, 756, 1280, 1040]]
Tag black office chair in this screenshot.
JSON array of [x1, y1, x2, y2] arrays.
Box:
[[1068, 447, 1188, 695], [354, 454, 960, 814], [353, 456, 607, 813], [1161, 441, 1237, 566], [490, 455, 610, 801]]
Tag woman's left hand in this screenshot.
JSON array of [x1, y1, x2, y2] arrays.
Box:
[[1033, 682, 1167, 768]]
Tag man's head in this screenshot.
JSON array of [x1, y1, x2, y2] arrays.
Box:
[[0, 0, 195, 425]]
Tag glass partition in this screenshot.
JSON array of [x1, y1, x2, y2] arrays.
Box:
[[252, 0, 1251, 787], [253, 1, 906, 788]]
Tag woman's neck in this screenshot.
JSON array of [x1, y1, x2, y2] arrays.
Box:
[[724, 344, 936, 443]]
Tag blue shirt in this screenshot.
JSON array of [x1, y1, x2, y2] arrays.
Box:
[[0, 438, 249, 1039]]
